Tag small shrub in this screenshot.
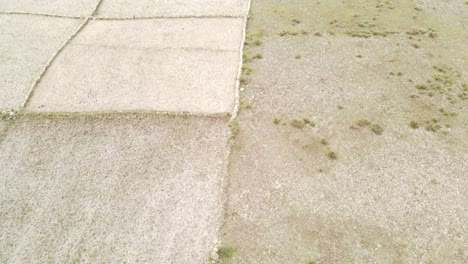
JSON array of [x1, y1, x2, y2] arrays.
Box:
[[424, 121, 441, 132], [370, 124, 384, 135], [410, 121, 419, 129], [291, 18, 301, 24], [303, 118, 315, 127], [326, 150, 338, 160]]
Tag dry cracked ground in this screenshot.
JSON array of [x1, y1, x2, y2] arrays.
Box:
[[0, 0, 467, 263]]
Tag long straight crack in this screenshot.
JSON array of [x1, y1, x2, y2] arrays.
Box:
[[0, 11, 245, 20], [213, 0, 252, 260]]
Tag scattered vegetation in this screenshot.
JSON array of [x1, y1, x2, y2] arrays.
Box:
[[320, 138, 328, 145], [295, 55, 302, 59], [439, 108, 457, 117], [278, 30, 300, 37], [411, 64, 466, 106], [273, 118, 281, 125]]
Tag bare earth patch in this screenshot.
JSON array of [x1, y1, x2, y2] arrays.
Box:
[[0, 113, 229, 263], [221, 0, 468, 263], [27, 18, 243, 114], [0, 15, 81, 110]]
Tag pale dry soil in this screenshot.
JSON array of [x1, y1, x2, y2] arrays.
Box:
[[0, 15, 82, 110], [27, 18, 243, 114], [0, 0, 250, 18], [0, 114, 229, 263], [220, 0, 468, 263]]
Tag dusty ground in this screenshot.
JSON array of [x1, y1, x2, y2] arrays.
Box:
[[221, 0, 467, 263], [27, 18, 243, 113], [0, 113, 229, 263], [0, 15, 81, 110], [1, 0, 467, 263], [0, 1, 248, 263], [97, 0, 249, 18]]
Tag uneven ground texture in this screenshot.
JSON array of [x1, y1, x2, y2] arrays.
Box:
[[0, 0, 248, 263], [27, 18, 243, 113], [0, 15, 81, 110], [97, 0, 249, 18], [0, 114, 228, 263], [221, 0, 467, 263]]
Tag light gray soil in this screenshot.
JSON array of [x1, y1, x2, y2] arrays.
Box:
[[0, 0, 99, 17], [0, 15, 81, 110], [0, 114, 229, 263], [97, 0, 250, 18], [27, 18, 243, 113]]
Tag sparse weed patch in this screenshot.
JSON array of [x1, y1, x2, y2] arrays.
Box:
[[239, 93, 252, 110], [410, 121, 419, 129], [303, 118, 314, 126], [291, 18, 301, 25], [357, 119, 371, 127], [253, 53, 263, 59], [229, 121, 240, 139], [370, 124, 384, 135], [353, 119, 384, 135], [290, 119, 306, 129], [424, 119, 441, 132], [326, 149, 338, 160], [217, 247, 237, 259]]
